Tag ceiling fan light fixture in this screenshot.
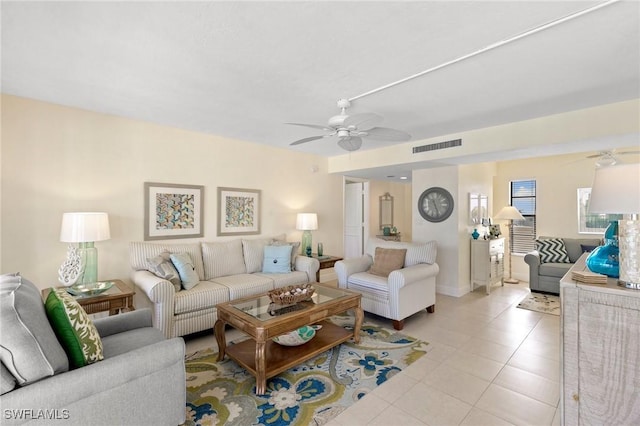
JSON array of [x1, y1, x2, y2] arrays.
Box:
[[596, 156, 617, 167]]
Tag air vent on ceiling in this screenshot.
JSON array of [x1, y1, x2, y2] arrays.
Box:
[[412, 138, 462, 154]]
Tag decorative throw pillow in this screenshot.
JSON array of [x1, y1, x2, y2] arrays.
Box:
[[581, 244, 599, 253], [242, 238, 273, 274], [146, 251, 181, 292], [45, 288, 103, 369], [262, 245, 293, 274], [536, 238, 571, 264], [270, 240, 301, 269], [0, 273, 69, 385], [170, 252, 200, 290], [368, 247, 407, 277]]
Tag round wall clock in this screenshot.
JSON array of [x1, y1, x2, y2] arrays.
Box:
[[418, 187, 454, 222]]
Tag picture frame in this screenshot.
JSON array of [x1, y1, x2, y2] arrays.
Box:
[[469, 193, 489, 225], [144, 182, 204, 241], [577, 187, 622, 234], [217, 187, 261, 236]]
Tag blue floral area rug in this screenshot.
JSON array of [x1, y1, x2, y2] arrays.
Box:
[[184, 315, 429, 426]]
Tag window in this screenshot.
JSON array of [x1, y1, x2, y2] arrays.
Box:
[[509, 179, 536, 254], [577, 188, 622, 234]]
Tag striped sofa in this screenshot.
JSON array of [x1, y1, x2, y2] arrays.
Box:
[[130, 238, 319, 338], [335, 238, 439, 331]]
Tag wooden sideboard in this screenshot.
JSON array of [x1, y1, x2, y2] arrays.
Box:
[[560, 254, 640, 425]]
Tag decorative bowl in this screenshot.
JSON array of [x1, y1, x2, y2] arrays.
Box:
[[67, 281, 114, 297], [272, 325, 322, 346], [268, 284, 315, 305]]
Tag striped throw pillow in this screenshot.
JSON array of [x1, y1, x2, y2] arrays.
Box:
[[536, 238, 571, 264]]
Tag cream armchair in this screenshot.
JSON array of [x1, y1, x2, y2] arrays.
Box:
[[335, 239, 439, 330]]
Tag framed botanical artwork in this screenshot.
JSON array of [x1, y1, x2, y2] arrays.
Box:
[[217, 187, 261, 236], [144, 182, 204, 240]]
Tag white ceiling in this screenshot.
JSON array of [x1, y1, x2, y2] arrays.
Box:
[[2, 1, 639, 179]]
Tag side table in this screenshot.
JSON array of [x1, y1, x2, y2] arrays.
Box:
[[42, 279, 135, 316], [309, 254, 343, 282]]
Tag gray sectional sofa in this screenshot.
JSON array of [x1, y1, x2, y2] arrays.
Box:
[[524, 236, 602, 294], [130, 236, 319, 338], [1, 275, 186, 426]]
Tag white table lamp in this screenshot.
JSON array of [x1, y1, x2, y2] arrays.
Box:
[[588, 163, 640, 289], [494, 206, 525, 284], [296, 213, 318, 255], [59, 212, 111, 286]]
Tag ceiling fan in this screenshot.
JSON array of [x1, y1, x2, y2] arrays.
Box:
[[287, 99, 411, 152], [587, 149, 640, 167]]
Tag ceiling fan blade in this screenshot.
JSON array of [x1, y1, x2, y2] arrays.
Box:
[[338, 136, 363, 152], [586, 153, 605, 158], [286, 122, 333, 131], [618, 150, 640, 155], [363, 127, 411, 142], [343, 113, 383, 129], [290, 135, 329, 146]]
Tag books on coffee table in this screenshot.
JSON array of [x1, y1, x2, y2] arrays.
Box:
[[571, 269, 608, 284]]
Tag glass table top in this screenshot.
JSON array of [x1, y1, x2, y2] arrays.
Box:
[[231, 285, 351, 321]]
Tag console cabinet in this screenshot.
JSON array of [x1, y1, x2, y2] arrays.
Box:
[[560, 256, 640, 425], [470, 238, 504, 295]]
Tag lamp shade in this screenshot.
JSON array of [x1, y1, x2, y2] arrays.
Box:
[[589, 163, 640, 214], [296, 213, 318, 231], [60, 212, 111, 242], [494, 206, 525, 221]]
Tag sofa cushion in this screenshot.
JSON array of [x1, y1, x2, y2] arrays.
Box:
[[146, 251, 181, 292], [242, 238, 273, 273], [174, 281, 230, 315], [202, 240, 247, 279], [0, 362, 15, 395], [170, 252, 199, 290], [348, 271, 389, 292], [256, 271, 310, 288], [539, 262, 572, 278], [368, 247, 407, 277], [262, 245, 293, 273], [0, 273, 69, 385], [536, 238, 571, 264], [130, 242, 205, 281], [101, 327, 166, 359], [45, 288, 104, 369], [367, 239, 437, 267], [211, 274, 274, 300]]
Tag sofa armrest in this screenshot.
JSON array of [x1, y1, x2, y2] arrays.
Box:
[[1, 337, 185, 424], [94, 308, 153, 338], [131, 270, 177, 338], [131, 270, 175, 303], [524, 250, 541, 291], [335, 256, 373, 288], [524, 251, 541, 267], [294, 255, 320, 282], [388, 263, 440, 290]]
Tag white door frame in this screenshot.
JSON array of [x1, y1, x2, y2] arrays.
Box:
[[343, 177, 370, 258]]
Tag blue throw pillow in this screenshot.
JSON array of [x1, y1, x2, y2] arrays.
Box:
[[170, 252, 199, 290], [581, 244, 599, 253], [262, 245, 293, 274]]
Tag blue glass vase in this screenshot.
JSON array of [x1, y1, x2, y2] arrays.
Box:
[[586, 220, 619, 278], [471, 229, 480, 240]]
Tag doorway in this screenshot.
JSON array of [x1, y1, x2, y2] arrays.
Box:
[[343, 178, 370, 258]]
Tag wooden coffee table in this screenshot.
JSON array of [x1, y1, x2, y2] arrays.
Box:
[[214, 284, 363, 395]]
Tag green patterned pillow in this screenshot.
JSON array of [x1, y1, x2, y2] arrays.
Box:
[[45, 288, 104, 368]]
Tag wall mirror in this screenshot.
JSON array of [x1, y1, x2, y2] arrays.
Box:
[[379, 192, 394, 230], [469, 193, 488, 225]]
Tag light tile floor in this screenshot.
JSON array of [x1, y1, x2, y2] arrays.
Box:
[[184, 281, 561, 426]]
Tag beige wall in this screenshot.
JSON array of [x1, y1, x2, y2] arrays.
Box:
[[1, 95, 344, 290]]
